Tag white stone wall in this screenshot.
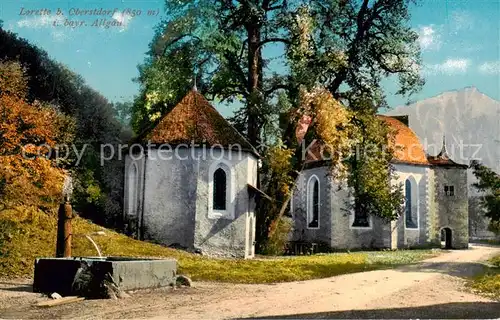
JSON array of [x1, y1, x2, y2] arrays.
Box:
[[291, 166, 332, 246], [124, 154, 145, 236], [433, 167, 469, 248], [193, 149, 257, 258], [292, 163, 434, 250], [124, 147, 257, 258], [391, 163, 429, 247]]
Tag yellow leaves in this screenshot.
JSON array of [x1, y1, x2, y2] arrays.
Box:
[[0, 60, 28, 99], [0, 60, 70, 210], [145, 90, 161, 106], [266, 143, 295, 197], [267, 144, 294, 173], [0, 156, 64, 209], [150, 111, 162, 121], [299, 87, 357, 179]]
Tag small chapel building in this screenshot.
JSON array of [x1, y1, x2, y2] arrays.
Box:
[[290, 115, 470, 250], [123, 89, 260, 258]]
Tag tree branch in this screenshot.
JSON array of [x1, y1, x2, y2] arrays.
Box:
[[158, 34, 201, 57], [264, 83, 289, 96]]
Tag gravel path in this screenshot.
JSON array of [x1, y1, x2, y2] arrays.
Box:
[[0, 244, 498, 319]]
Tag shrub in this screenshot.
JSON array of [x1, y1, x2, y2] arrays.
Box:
[[260, 217, 292, 255]]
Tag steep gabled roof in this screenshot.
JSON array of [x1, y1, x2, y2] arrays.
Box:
[[143, 89, 258, 156]]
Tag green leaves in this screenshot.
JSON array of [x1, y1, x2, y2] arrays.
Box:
[[345, 106, 405, 222], [471, 161, 500, 231]]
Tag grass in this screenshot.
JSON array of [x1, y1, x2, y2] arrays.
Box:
[[469, 255, 500, 299], [0, 206, 440, 284]]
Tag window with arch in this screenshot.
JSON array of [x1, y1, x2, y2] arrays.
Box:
[[127, 163, 138, 216], [307, 175, 320, 229], [213, 168, 227, 210], [405, 178, 418, 229], [208, 162, 234, 219]]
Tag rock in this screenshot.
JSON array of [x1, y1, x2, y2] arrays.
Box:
[[50, 292, 62, 299], [116, 290, 130, 299], [175, 275, 192, 287], [103, 273, 129, 299], [106, 286, 118, 300]]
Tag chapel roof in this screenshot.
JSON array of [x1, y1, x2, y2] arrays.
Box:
[[303, 115, 430, 165], [377, 115, 430, 165], [304, 114, 468, 168], [142, 89, 258, 157]]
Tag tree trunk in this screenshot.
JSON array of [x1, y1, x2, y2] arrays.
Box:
[[247, 26, 261, 147]]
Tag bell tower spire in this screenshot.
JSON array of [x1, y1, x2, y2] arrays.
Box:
[[439, 134, 449, 158]]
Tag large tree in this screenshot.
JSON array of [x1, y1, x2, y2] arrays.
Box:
[[134, 0, 423, 140], [135, 0, 423, 249], [0, 26, 129, 226], [0, 60, 74, 211]]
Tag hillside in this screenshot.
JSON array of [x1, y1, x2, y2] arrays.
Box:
[[0, 206, 438, 283]]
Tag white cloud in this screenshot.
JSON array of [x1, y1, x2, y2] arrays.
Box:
[[16, 15, 70, 42], [478, 61, 500, 75], [112, 12, 133, 32], [425, 58, 471, 75], [417, 25, 441, 51], [17, 15, 64, 29]]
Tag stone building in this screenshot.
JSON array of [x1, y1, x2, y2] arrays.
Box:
[[124, 89, 470, 257], [290, 115, 470, 250], [123, 89, 259, 258]]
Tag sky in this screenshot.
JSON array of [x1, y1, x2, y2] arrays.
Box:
[[1, 0, 499, 117]]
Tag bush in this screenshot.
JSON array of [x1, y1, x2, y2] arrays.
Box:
[[260, 217, 292, 255]]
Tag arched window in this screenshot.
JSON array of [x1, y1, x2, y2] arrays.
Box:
[[208, 162, 234, 219], [128, 163, 138, 216], [213, 168, 227, 210], [405, 178, 417, 229], [307, 175, 320, 229]]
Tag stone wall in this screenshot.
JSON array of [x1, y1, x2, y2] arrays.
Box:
[[291, 163, 441, 250], [142, 148, 197, 249], [124, 155, 145, 237], [391, 164, 429, 248], [433, 167, 469, 248], [193, 149, 257, 258], [290, 166, 332, 246], [125, 148, 257, 258]]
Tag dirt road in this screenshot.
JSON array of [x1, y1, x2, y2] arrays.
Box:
[[1, 244, 499, 319]]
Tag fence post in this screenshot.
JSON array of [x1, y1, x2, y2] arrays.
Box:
[[56, 197, 72, 258]]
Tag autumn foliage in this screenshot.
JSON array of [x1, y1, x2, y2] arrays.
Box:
[[0, 60, 74, 211]]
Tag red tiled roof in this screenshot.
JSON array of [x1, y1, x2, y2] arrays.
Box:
[[144, 89, 258, 155], [427, 144, 467, 167], [304, 115, 430, 165], [377, 115, 430, 165]]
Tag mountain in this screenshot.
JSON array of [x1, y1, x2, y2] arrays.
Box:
[[386, 87, 500, 239], [386, 87, 500, 186]]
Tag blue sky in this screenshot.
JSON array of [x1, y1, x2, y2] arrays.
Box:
[[1, 0, 499, 117]]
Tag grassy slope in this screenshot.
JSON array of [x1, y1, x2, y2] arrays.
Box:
[[470, 255, 500, 299], [0, 207, 439, 283]]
